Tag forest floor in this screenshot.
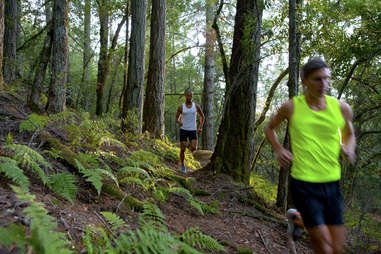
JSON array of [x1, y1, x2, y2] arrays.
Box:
[[0, 92, 379, 254]]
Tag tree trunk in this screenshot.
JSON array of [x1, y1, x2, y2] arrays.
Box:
[[142, 0, 166, 138], [207, 0, 263, 184], [202, 0, 216, 150], [28, 23, 52, 112], [95, 1, 109, 115], [119, 2, 129, 112], [3, 0, 17, 85], [45, 0, 68, 114], [106, 54, 122, 113], [76, 0, 91, 111], [0, 0, 4, 90], [121, 0, 147, 133], [276, 0, 302, 211]]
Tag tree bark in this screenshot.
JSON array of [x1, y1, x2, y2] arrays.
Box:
[[45, 0, 68, 114], [121, 0, 147, 133], [202, 0, 216, 150], [276, 0, 302, 210], [28, 23, 52, 112], [0, 0, 4, 90], [95, 1, 109, 115], [142, 0, 166, 138], [119, 2, 129, 112], [207, 0, 263, 184], [3, 0, 17, 85], [76, 0, 91, 111]]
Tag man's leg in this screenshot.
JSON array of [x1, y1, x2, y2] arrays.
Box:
[[306, 225, 334, 254], [190, 139, 198, 153], [327, 225, 346, 254], [180, 141, 187, 167]]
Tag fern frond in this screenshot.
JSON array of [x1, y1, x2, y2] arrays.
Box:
[[118, 166, 150, 179], [5, 144, 50, 184], [19, 113, 48, 132], [182, 227, 227, 253], [100, 211, 127, 231], [98, 136, 126, 150], [120, 177, 149, 191], [94, 168, 119, 187], [83, 227, 94, 254], [169, 187, 192, 199], [0, 156, 30, 191], [48, 173, 77, 204], [0, 223, 26, 253], [187, 198, 204, 215], [129, 150, 161, 167], [8, 185, 73, 254], [80, 168, 103, 195], [139, 202, 166, 230]]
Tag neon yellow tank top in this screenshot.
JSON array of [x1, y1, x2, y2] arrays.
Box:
[[289, 95, 345, 182]]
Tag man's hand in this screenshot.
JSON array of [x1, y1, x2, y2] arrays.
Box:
[[341, 145, 356, 165], [197, 126, 202, 133], [275, 147, 293, 168], [177, 120, 183, 126]]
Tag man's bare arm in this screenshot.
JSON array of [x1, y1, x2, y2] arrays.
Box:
[[264, 100, 294, 167], [176, 105, 183, 126], [340, 101, 356, 164]]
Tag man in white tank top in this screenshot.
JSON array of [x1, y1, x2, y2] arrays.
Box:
[[176, 89, 205, 173]]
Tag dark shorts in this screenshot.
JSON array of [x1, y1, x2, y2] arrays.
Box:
[[179, 129, 197, 142], [290, 178, 344, 228]]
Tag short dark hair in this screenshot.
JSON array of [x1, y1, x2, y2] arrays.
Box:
[[301, 58, 329, 79], [184, 88, 193, 95]]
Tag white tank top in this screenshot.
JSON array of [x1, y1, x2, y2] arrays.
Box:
[[181, 102, 197, 131]]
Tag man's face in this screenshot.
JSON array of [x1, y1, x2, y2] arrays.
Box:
[[185, 92, 193, 103], [302, 68, 331, 98]]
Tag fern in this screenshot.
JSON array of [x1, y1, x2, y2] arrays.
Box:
[[75, 159, 118, 195], [5, 144, 50, 184], [118, 166, 150, 178], [139, 202, 166, 230], [169, 187, 192, 199], [120, 177, 151, 191], [0, 186, 73, 254], [182, 227, 227, 253], [129, 150, 161, 167], [0, 156, 30, 191], [100, 211, 127, 231], [48, 173, 77, 204], [98, 136, 126, 150], [19, 113, 48, 132]]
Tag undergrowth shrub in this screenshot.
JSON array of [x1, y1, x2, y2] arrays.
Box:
[[249, 173, 277, 205], [0, 186, 73, 254]]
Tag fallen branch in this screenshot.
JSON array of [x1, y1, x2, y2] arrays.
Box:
[[258, 229, 273, 254], [94, 211, 117, 239]]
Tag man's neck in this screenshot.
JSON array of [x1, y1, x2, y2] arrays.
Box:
[[305, 94, 326, 110]]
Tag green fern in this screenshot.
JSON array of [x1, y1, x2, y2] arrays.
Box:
[[182, 227, 227, 253], [100, 211, 127, 231], [118, 166, 150, 178], [75, 159, 118, 195], [169, 187, 192, 199], [19, 113, 48, 132], [129, 150, 161, 167], [98, 136, 126, 150], [0, 156, 30, 191], [139, 202, 166, 230], [0, 186, 73, 254], [5, 144, 50, 184], [120, 177, 151, 191], [48, 173, 77, 204]]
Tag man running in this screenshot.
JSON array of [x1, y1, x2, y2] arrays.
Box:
[[176, 89, 205, 173], [264, 58, 356, 254]]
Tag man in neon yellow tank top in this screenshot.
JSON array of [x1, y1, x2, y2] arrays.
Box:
[[265, 58, 356, 254]]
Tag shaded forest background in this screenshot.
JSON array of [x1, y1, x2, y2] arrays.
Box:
[[0, 0, 380, 253]]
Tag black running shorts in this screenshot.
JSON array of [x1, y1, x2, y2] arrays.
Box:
[[290, 177, 344, 228], [179, 129, 197, 142]]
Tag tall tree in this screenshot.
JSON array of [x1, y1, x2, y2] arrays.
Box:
[[142, 0, 166, 138], [76, 0, 92, 111], [121, 0, 147, 133], [3, 0, 17, 84], [95, 1, 126, 115], [119, 1, 129, 111], [276, 0, 302, 210], [0, 0, 4, 90], [207, 0, 263, 183], [202, 0, 216, 150], [45, 0, 69, 114], [95, 0, 109, 115]]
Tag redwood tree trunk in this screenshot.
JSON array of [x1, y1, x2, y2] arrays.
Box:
[[0, 0, 4, 90], [202, 0, 216, 150], [142, 0, 166, 138], [119, 2, 129, 112], [45, 0, 68, 114], [121, 0, 147, 133], [3, 0, 17, 85], [95, 1, 109, 115], [28, 23, 52, 112], [207, 0, 263, 184], [276, 0, 302, 210]]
